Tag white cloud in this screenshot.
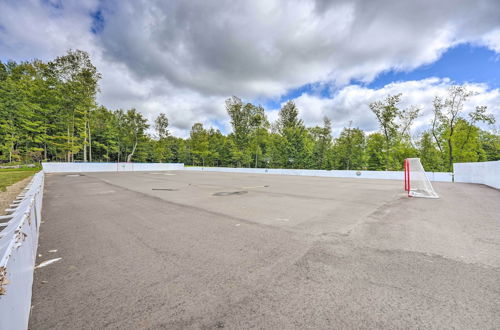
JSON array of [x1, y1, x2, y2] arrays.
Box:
[[0, 0, 99, 61], [1, 0, 500, 137], [96, 0, 500, 94], [288, 78, 500, 137]]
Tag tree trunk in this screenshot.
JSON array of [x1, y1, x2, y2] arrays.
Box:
[[126, 140, 138, 162], [67, 125, 71, 162], [83, 122, 87, 162], [88, 121, 92, 162], [385, 138, 390, 171], [71, 114, 75, 162], [9, 133, 14, 163], [448, 127, 454, 176]]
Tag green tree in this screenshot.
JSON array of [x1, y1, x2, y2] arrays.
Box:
[[154, 113, 169, 139], [442, 118, 484, 164], [48, 49, 101, 162], [275, 101, 312, 168], [431, 85, 495, 172], [333, 126, 365, 170], [417, 132, 444, 171], [189, 123, 211, 166], [309, 117, 333, 169], [365, 133, 385, 170], [114, 109, 149, 162], [152, 113, 171, 162], [479, 129, 500, 161], [369, 94, 420, 170], [89, 106, 119, 161]]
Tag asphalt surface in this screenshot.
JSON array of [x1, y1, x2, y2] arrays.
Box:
[[30, 171, 500, 329]]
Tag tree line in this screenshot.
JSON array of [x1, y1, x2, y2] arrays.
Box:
[[1, 50, 498, 172]]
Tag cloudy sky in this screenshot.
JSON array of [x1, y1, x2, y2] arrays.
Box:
[[1, 0, 500, 137]]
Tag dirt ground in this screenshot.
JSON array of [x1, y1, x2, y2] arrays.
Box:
[[0, 176, 32, 216], [30, 171, 500, 329]]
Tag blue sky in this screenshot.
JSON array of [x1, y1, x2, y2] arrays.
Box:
[[369, 44, 500, 89]]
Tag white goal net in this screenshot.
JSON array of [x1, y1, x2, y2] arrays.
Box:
[[404, 158, 439, 198]]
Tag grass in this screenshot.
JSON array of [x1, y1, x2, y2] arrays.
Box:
[[0, 168, 40, 192]]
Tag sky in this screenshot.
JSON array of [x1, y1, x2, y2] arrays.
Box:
[[1, 0, 500, 137]]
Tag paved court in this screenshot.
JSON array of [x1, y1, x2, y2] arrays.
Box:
[[30, 171, 500, 329]]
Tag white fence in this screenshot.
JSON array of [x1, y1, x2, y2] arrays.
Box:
[[42, 162, 184, 173], [41, 162, 453, 182], [184, 166, 453, 182], [454, 160, 500, 189], [0, 172, 44, 330]]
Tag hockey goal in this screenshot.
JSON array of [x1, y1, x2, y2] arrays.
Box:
[[404, 158, 439, 198]]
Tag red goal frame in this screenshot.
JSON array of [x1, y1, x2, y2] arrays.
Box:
[[404, 158, 410, 197]]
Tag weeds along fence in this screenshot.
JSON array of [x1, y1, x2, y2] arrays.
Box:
[[0, 172, 44, 330]]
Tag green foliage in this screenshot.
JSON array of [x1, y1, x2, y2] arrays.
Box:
[[432, 85, 496, 171], [365, 133, 386, 170], [333, 126, 365, 170], [277, 101, 304, 134], [417, 132, 444, 172], [479, 130, 500, 161], [369, 94, 420, 170], [309, 117, 333, 169]]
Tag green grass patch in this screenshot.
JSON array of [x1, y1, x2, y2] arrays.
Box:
[[0, 169, 39, 192], [0, 166, 42, 173]]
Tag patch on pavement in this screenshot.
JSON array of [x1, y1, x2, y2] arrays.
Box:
[[213, 191, 248, 196]]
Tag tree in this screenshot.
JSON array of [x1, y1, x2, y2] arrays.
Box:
[[248, 106, 269, 167], [189, 123, 211, 166], [88, 106, 119, 161], [369, 94, 402, 170], [225, 96, 249, 149], [432, 85, 495, 172], [442, 118, 484, 164], [152, 113, 170, 162], [418, 132, 444, 171], [274, 101, 312, 168], [479, 129, 500, 161], [154, 113, 169, 139], [365, 133, 385, 170], [276, 101, 304, 134], [48, 49, 101, 162], [225, 97, 271, 167], [309, 117, 333, 169], [333, 125, 365, 170], [369, 94, 420, 170], [114, 109, 148, 162]]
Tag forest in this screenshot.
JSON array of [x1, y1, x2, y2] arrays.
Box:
[[0, 50, 498, 172]]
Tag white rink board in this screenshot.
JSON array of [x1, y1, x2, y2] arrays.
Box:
[[454, 161, 500, 189], [42, 162, 454, 182], [184, 166, 453, 182], [42, 162, 184, 173], [0, 172, 44, 330]]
